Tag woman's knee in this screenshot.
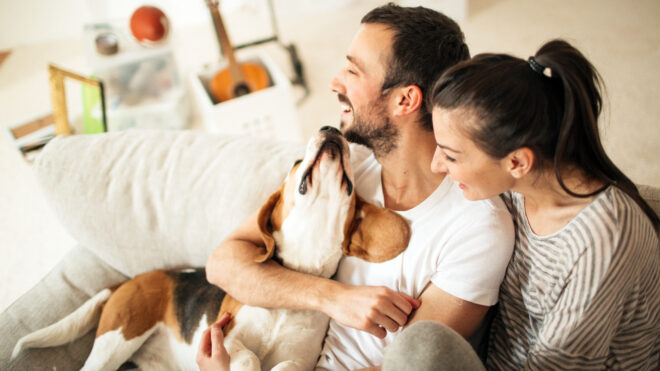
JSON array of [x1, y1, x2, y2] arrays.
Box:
[[382, 321, 485, 371]]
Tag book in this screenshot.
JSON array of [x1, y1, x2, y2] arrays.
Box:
[[4, 113, 56, 162]]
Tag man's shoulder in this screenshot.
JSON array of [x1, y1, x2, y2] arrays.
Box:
[[441, 180, 510, 217], [434, 183, 514, 241], [405, 180, 513, 247]]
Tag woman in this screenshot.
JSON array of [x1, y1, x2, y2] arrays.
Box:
[[383, 39, 658, 370]]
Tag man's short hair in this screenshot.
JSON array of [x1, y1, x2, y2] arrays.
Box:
[[362, 3, 470, 130]]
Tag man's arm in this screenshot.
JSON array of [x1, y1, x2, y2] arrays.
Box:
[[206, 209, 420, 338], [355, 284, 489, 371], [408, 283, 489, 338]]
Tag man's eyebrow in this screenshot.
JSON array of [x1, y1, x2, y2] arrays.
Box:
[[346, 55, 364, 72], [437, 143, 461, 153]]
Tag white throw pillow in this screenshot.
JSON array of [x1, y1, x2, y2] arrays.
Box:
[[33, 129, 305, 276]]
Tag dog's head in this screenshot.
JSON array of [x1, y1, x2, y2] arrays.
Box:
[[255, 126, 410, 273]]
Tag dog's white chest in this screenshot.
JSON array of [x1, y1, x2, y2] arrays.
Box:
[[273, 202, 348, 278], [225, 306, 330, 370]]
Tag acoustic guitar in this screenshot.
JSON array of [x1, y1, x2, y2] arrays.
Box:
[[205, 0, 270, 103]]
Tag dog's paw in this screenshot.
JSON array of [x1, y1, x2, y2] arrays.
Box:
[[271, 360, 301, 371], [227, 339, 260, 371]]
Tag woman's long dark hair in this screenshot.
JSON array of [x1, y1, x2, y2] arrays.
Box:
[[430, 39, 659, 229]]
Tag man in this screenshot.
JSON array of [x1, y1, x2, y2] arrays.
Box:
[[203, 4, 514, 370]]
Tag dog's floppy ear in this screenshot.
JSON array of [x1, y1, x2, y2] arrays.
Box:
[[255, 186, 283, 263], [342, 196, 411, 262]]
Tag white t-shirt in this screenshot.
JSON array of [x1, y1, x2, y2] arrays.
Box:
[[316, 144, 515, 370]]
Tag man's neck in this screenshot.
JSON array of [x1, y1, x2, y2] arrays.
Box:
[[375, 127, 445, 211]]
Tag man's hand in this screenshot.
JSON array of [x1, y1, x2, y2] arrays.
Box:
[[327, 284, 421, 338], [196, 313, 232, 371]]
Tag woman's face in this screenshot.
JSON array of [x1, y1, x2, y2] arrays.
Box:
[[431, 106, 515, 201]]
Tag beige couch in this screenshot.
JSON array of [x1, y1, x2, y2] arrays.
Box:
[[1, 130, 658, 370]]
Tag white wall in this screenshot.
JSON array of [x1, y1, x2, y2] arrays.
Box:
[[0, 0, 264, 50], [0, 0, 377, 50]]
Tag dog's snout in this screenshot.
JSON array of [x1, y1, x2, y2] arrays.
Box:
[[319, 126, 342, 136]]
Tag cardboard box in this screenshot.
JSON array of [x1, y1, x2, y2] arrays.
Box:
[[191, 52, 302, 142]]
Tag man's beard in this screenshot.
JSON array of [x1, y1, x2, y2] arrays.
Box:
[[339, 93, 398, 158]]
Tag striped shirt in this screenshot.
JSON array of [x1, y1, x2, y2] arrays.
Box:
[[487, 186, 659, 370]]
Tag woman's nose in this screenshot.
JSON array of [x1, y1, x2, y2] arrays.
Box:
[[431, 149, 448, 174]]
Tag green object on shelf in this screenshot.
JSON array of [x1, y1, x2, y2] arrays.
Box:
[[82, 77, 106, 134]]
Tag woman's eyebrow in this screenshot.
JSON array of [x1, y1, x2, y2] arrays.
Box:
[[436, 143, 461, 153]]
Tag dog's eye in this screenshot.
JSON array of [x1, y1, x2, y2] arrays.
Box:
[[293, 159, 303, 168], [299, 178, 308, 195]]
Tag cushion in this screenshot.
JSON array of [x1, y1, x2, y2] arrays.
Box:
[[32, 129, 305, 277]]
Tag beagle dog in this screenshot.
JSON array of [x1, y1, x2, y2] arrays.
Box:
[[12, 126, 411, 370]]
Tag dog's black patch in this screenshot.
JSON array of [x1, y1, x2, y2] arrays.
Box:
[[166, 268, 226, 344]]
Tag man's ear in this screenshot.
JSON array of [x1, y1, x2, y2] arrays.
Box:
[[342, 196, 411, 263], [392, 84, 423, 117], [506, 147, 535, 179], [254, 186, 283, 263]]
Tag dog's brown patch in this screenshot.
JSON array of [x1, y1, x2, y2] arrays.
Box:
[[342, 196, 411, 262], [217, 295, 244, 336], [96, 270, 173, 340], [163, 298, 184, 343], [255, 184, 285, 263]]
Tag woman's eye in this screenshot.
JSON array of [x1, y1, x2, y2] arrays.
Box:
[[443, 152, 456, 162]]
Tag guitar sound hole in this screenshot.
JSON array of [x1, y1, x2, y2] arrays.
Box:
[[234, 84, 250, 97]]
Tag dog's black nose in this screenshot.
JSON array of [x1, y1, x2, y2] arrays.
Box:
[[320, 126, 342, 135]]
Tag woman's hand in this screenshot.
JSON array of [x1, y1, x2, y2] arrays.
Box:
[[196, 312, 232, 371]]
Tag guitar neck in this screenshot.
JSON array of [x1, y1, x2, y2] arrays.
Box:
[[207, 1, 246, 84]]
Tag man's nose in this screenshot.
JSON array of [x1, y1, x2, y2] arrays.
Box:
[[329, 72, 345, 94]]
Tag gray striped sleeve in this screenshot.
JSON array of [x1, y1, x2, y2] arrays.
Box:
[[488, 187, 660, 370]]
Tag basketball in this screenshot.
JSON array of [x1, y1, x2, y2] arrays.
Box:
[[130, 5, 169, 45]]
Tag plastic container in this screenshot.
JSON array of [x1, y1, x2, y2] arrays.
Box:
[[82, 22, 189, 131]]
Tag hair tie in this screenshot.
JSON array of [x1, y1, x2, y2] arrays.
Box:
[[528, 57, 552, 78]]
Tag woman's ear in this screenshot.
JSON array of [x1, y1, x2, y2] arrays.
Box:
[[392, 85, 423, 117], [506, 147, 534, 179]]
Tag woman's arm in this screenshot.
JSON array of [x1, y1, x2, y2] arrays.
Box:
[[522, 224, 658, 368]]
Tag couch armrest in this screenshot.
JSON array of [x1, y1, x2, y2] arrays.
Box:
[[638, 184, 660, 217], [0, 245, 127, 370]]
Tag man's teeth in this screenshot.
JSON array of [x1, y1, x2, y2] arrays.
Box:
[[341, 104, 351, 113]]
